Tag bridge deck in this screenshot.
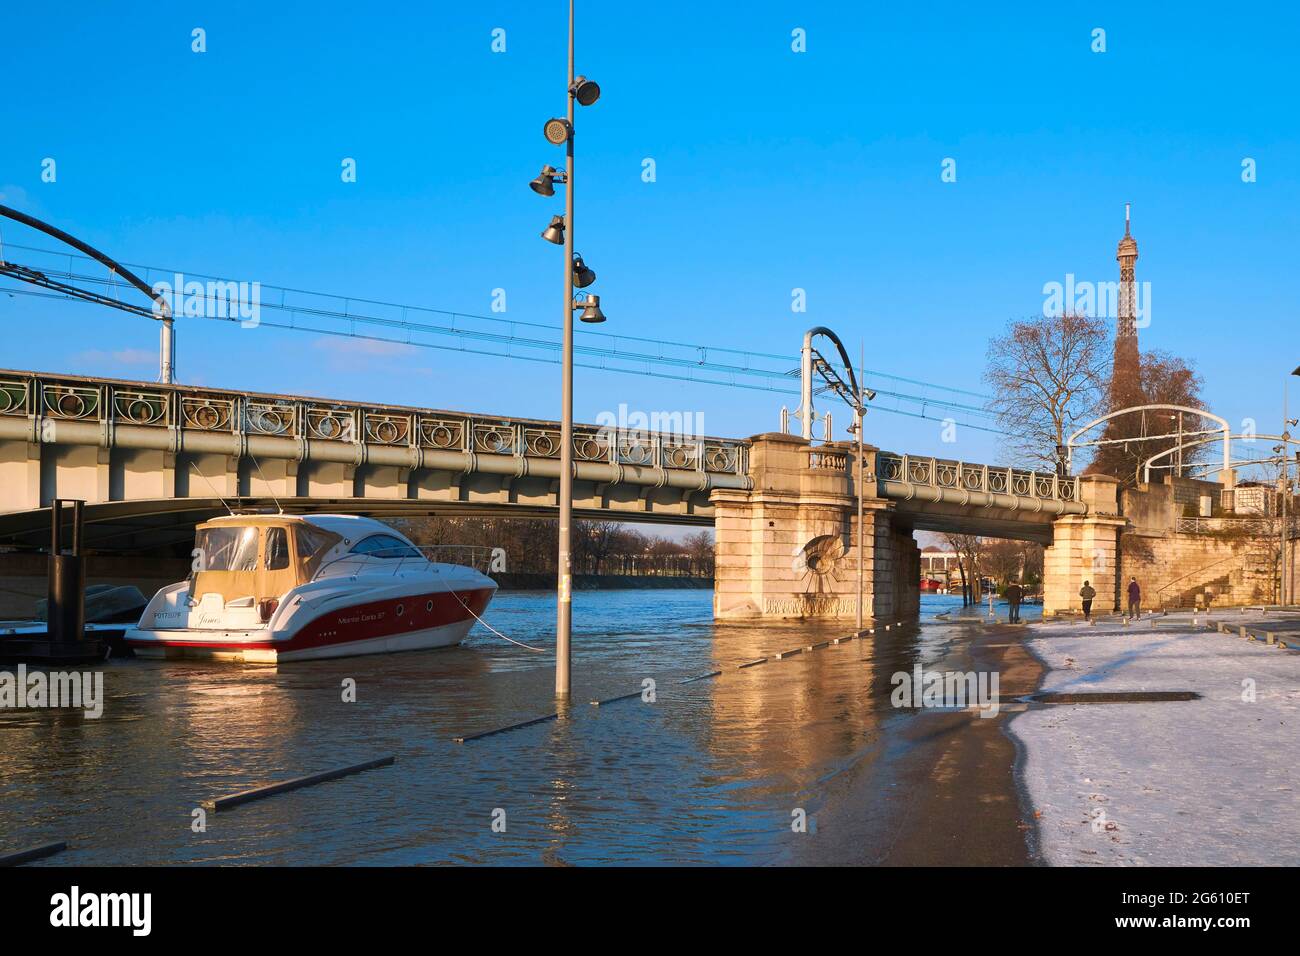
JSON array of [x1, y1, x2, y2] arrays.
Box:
[[0, 370, 1086, 552]]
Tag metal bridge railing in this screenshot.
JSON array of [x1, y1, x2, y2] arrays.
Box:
[[0, 370, 750, 478], [875, 452, 1079, 503]]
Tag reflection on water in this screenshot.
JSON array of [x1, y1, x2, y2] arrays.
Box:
[[0, 591, 1036, 865]]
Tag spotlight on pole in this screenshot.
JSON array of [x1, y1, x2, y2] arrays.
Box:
[[529, 165, 561, 196], [577, 294, 606, 324], [544, 118, 573, 145], [570, 75, 601, 106], [571, 253, 596, 288], [540, 215, 566, 244]]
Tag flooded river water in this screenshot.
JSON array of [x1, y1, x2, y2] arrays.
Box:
[[0, 590, 1038, 865]]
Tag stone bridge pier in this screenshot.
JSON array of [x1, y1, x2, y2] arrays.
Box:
[[710, 433, 919, 621], [1041, 476, 1127, 615]]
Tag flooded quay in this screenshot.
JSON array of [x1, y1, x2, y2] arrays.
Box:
[[0, 591, 1041, 866]]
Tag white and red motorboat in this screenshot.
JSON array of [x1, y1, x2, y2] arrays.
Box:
[[126, 514, 496, 663]]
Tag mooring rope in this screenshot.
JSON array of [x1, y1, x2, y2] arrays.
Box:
[[448, 588, 547, 653]]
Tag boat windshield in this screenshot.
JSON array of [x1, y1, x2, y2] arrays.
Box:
[[189, 521, 344, 602], [294, 524, 343, 580], [350, 534, 422, 559], [195, 526, 260, 572]]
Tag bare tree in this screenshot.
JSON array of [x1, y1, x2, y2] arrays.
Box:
[[981, 538, 1044, 589], [574, 519, 622, 574], [943, 533, 985, 605], [681, 530, 715, 575], [984, 313, 1110, 472]]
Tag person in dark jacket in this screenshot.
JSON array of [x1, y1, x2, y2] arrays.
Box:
[[1127, 577, 1141, 619], [1004, 582, 1024, 623], [1079, 580, 1097, 621]]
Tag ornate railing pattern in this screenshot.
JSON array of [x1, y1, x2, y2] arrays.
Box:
[[0, 371, 749, 476], [1175, 515, 1285, 535], [876, 453, 1079, 503]]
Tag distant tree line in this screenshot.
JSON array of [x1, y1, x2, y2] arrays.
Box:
[[391, 516, 715, 577]]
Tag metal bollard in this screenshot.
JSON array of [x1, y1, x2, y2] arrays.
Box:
[[47, 499, 86, 646]]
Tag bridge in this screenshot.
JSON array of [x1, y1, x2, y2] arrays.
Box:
[[0, 368, 751, 550], [0, 367, 1122, 623], [0, 367, 1275, 621], [0, 369, 1084, 544]]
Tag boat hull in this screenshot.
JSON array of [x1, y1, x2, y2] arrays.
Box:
[[127, 585, 495, 664]]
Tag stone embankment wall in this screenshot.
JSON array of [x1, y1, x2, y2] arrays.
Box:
[[1122, 532, 1274, 607], [1120, 479, 1279, 608], [1043, 475, 1284, 615]]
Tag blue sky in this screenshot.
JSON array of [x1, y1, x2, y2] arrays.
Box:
[[2, 0, 1298, 470]]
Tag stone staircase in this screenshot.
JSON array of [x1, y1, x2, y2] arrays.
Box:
[[1156, 542, 1276, 609]]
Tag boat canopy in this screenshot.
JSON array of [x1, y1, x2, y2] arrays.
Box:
[[190, 516, 343, 604]]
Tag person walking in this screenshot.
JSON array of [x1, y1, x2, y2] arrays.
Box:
[[1004, 582, 1024, 623], [1079, 580, 1097, 621], [1127, 577, 1141, 620]]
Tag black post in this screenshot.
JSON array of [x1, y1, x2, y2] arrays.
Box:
[[47, 499, 86, 645]]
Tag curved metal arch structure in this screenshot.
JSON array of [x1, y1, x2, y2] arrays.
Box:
[[796, 326, 862, 440], [0, 203, 174, 382], [1182, 458, 1282, 481], [1140, 433, 1283, 484], [1067, 404, 1230, 478]]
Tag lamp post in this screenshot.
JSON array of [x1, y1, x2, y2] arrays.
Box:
[[531, 0, 603, 698], [851, 398, 865, 634], [846, 346, 873, 634], [1284, 365, 1300, 604]]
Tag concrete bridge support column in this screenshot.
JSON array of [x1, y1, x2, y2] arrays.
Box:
[[711, 432, 918, 621], [0, 442, 42, 510], [1043, 475, 1126, 616]]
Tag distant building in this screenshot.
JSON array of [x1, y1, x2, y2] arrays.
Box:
[[919, 548, 959, 575]]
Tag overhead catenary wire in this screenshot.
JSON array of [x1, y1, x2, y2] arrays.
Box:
[[0, 243, 1007, 435], [0, 241, 992, 395], [4, 282, 1010, 436]]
